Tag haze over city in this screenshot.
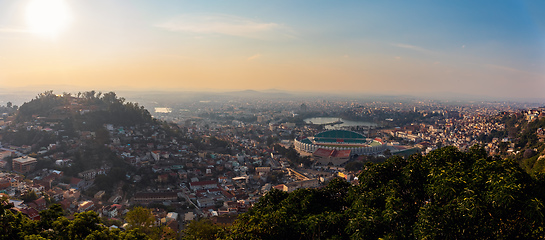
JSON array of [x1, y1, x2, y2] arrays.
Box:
[[0, 0, 544, 100], [4, 1, 545, 238]]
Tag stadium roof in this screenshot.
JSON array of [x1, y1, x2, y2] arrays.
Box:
[[313, 130, 366, 144], [314, 130, 364, 139]]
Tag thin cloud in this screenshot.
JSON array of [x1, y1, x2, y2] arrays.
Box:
[[392, 43, 434, 54], [156, 13, 296, 40], [486, 64, 543, 77], [247, 54, 262, 61]]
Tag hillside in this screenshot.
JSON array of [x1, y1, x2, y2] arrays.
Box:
[[487, 111, 545, 175], [4, 90, 154, 151], [1, 90, 157, 187], [16, 90, 153, 126]]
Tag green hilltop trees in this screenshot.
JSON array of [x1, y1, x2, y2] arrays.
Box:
[[4, 90, 154, 155], [0, 200, 173, 240], [223, 146, 545, 239], [15, 90, 153, 126]]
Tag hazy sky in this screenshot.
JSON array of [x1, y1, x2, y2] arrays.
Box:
[[0, 0, 544, 99]]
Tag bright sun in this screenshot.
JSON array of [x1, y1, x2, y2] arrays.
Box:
[[26, 0, 71, 38]]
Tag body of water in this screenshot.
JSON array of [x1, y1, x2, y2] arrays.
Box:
[[154, 107, 172, 113], [304, 117, 376, 129]]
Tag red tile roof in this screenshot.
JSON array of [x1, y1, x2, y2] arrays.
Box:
[[313, 148, 333, 157], [313, 148, 351, 158]]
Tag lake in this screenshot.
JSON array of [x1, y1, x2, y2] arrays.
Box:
[[154, 107, 172, 113], [304, 117, 376, 129]]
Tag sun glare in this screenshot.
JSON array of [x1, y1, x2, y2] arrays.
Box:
[[26, 0, 71, 39]]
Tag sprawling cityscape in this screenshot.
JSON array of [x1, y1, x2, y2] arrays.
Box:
[[0, 91, 544, 238], [1, 0, 544, 239]]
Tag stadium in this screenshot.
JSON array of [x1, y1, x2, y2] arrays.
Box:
[[294, 129, 386, 157]]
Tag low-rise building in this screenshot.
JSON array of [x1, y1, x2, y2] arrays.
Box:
[[134, 192, 178, 202], [12, 156, 37, 173], [78, 201, 95, 212], [0, 150, 13, 160], [189, 180, 218, 191], [283, 178, 320, 193], [197, 197, 215, 208]]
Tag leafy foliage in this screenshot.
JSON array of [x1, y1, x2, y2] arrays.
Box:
[[125, 206, 156, 232], [0, 200, 176, 240], [494, 113, 545, 175], [229, 178, 351, 240], [16, 91, 67, 122], [15, 91, 153, 128], [182, 218, 226, 240], [221, 146, 545, 239], [2, 129, 55, 150], [123, 206, 178, 240]]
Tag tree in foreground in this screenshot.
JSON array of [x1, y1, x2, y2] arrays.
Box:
[[125, 206, 156, 232], [0, 199, 159, 240], [224, 146, 545, 239], [125, 206, 177, 240], [182, 218, 226, 240]]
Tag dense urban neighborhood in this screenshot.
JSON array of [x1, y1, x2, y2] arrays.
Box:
[[1, 91, 545, 239]]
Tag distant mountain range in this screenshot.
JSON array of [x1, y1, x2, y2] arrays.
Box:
[[0, 87, 543, 107]]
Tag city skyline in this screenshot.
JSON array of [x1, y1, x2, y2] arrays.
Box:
[[0, 0, 544, 99]]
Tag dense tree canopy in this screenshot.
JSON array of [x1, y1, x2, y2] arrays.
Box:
[[125, 207, 155, 232], [0, 200, 175, 240], [182, 218, 226, 240], [15, 91, 153, 127], [223, 146, 545, 239]]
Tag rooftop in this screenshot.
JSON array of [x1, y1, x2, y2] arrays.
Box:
[[13, 156, 37, 164], [313, 130, 367, 144]]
